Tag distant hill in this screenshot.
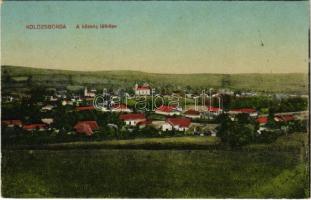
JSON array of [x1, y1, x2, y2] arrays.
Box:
[[1, 65, 309, 94]]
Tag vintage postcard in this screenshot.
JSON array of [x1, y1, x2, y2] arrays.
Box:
[[1, 0, 310, 198]]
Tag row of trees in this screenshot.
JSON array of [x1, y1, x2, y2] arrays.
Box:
[[222, 95, 307, 113], [216, 111, 308, 148]]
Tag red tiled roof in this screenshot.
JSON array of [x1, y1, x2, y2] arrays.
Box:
[[184, 109, 200, 115], [74, 121, 99, 136], [275, 114, 295, 122], [2, 119, 22, 126], [230, 108, 257, 113], [76, 106, 95, 111], [207, 106, 222, 112], [80, 121, 99, 129], [156, 105, 177, 113], [74, 123, 93, 135], [167, 118, 191, 128], [136, 86, 150, 90], [23, 123, 47, 130], [112, 104, 127, 109], [256, 117, 268, 124], [120, 113, 145, 121]]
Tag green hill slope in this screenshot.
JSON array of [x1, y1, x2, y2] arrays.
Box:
[[1, 65, 308, 93]]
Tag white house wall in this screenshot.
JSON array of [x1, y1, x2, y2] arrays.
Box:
[[162, 123, 173, 131]]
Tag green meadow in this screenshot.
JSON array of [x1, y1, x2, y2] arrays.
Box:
[[2, 133, 309, 198]]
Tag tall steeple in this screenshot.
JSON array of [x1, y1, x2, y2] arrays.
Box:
[[84, 87, 88, 96]]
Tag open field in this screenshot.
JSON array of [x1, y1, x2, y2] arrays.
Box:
[[5, 136, 220, 150], [2, 149, 307, 198], [4, 133, 307, 152], [1, 133, 309, 198], [2, 65, 308, 93], [243, 132, 309, 153]]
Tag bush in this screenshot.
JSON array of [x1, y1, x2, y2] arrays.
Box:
[[255, 130, 282, 144]]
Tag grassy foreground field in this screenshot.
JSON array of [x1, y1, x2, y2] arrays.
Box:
[[2, 133, 309, 198], [2, 149, 307, 198]]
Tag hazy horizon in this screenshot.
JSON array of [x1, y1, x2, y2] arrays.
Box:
[[1, 1, 309, 73], [2, 65, 309, 75]]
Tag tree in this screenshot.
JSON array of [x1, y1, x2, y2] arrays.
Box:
[[237, 113, 252, 124], [29, 86, 46, 105], [185, 85, 192, 93], [139, 126, 158, 137], [221, 94, 232, 110], [266, 108, 278, 129], [217, 114, 256, 148]]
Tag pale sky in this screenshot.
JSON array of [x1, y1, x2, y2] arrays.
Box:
[[1, 1, 309, 73]]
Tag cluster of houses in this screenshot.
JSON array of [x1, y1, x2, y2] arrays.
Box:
[[118, 110, 192, 132], [2, 83, 307, 137], [255, 113, 306, 134], [2, 120, 47, 131]]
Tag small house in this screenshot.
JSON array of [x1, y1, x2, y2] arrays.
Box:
[[256, 116, 269, 133], [184, 109, 201, 119], [41, 104, 54, 112], [74, 121, 99, 136], [76, 105, 95, 111], [84, 87, 96, 97], [23, 123, 47, 131], [228, 108, 258, 118], [120, 113, 146, 126], [111, 104, 132, 113], [155, 105, 181, 116], [41, 118, 54, 125], [134, 83, 151, 96], [162, 117, 191, 132], [256, 116, 268, 125], [207, 106, 223, 115], [2, 119, 22, 128], [274, 114, 295, 123]]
